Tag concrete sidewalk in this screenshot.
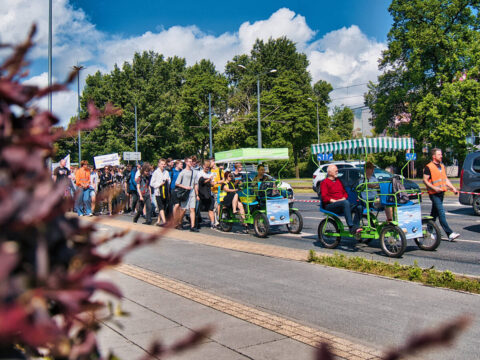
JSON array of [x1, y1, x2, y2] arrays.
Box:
[[98, 270, 319, 360]]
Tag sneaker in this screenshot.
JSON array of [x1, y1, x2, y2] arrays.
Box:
[[142, 221, 152, 225], [88, 213, 93, 217], [448, 232, 460, 241], [189, 227, 199, 232]]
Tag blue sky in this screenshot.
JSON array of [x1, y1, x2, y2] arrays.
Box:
[[1, 0, 393, 124], [71, 0, 392, 42]]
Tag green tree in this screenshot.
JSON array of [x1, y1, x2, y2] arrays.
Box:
[[219, 37, 329, 177], [330, 106, 354, 140], [173, 59, 228, 160], [366, 0, 480, 163], [262, 71, 317, 178]]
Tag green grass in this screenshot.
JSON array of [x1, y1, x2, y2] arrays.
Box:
[[307, 250, 480, 294]]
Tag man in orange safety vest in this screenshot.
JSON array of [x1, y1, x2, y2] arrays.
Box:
[[423, 148, 459, 241]]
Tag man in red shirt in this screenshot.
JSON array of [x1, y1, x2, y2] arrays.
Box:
[[320, 164, 362, 234]]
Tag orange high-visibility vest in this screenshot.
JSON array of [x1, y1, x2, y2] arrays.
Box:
[[426, 162, 447, 195], [76, 168, 91, 188]]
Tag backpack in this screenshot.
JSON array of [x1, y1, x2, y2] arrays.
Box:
[[388, 175, 409, 204], [128, 171, 137, 192]]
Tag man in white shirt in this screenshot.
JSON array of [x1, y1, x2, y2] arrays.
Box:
[[89, 167, 100, 215], [150, 159, 171, 226]]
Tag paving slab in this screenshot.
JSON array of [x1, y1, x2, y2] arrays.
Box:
[[240, 338, 317, 360]]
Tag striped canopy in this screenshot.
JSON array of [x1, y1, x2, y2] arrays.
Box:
[[311, 137, 414, 155]]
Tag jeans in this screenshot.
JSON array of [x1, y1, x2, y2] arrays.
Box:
[[325, 199, 360, 228], [74, 187, 92, 216], [429, 192, 453, 236], [134, 195, 152, 223], [131, 191, 139, 213]]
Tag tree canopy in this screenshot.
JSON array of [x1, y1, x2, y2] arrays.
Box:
[[366, 0, 480, 161]]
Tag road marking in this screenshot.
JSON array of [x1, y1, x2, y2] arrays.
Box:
[[116, 263, 382, 360], [442, 238, 480, 244]]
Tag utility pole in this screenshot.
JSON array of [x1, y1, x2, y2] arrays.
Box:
[[308, 98, 320, 144], [208, 93, 213, 158], [72, 65, 85, 164], [135, 105, 138, 165], [237, 65, 276, 149], [257, 78, 262, 148], [48, 0, 52, 112]]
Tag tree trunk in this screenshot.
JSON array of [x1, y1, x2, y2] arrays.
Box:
[[294, 151, 299, 179]]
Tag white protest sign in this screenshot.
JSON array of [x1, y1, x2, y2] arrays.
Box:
[[123, 152, 141, 161], [94, 153, 120, 169]]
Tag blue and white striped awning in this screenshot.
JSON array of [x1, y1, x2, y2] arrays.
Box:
[[311, 137, 414, 155]]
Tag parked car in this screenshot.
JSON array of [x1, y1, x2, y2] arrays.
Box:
[[316, 167, 421, 202], [312, 161, 367, 194], [459, 151, 480, 215], [246, 172, 295, 205]]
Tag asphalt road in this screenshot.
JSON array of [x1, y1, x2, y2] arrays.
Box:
[[190, 193, 480, 276], [96, 222, 480, 360], [111, 192, 479, 276]]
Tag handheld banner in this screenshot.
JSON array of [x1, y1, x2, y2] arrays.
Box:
[[94, 153, 120, 169]]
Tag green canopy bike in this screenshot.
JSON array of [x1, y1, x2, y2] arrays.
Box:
[[215, 148, 303, 238], [312, 137, 441, 258]]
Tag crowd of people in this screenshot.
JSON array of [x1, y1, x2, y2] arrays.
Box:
[[53, 156, 237, 232]]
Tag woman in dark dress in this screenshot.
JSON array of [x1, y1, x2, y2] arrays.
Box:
[[222, 171, 247, 232]]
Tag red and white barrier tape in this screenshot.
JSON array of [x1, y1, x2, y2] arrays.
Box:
[[295, 190, 480, 204]]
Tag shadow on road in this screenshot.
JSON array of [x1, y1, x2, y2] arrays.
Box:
[[448, 208, 475, 216], [463, 224, 480, 233]]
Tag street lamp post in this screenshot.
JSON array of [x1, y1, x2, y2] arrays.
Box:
[[48, 0, 52, 112], [308, 98, 320, 144], [238, 65, 277, 148], [73, 65, 85, 164], [208, 93, 213, 158]]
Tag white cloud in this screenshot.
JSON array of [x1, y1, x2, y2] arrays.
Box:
[[0, 0, 103, 79], [24, 72, 78, 125], [1, 2, 385, 119], [307, 26, 386, 109], [238, 8, 315, 52]]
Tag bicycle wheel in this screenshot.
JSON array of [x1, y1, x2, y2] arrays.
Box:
[[317, 218, 341, 249], [414, 219, 441, 251], [219, 207, 233, 232], [287, 209, 303, 234], [380, 224, 407, 258], [253, 212, 270, 238]]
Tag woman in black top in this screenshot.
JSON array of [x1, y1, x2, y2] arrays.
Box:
[[100, 166, 114, 215], [222, 171, 247, 232]]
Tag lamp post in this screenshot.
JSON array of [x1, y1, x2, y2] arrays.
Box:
[[48, 0, 52, 112], [72, 65, 85, 164], [238, 65, 277, 148], [308, 97, 320, 144], [208, 93, 213, 158]]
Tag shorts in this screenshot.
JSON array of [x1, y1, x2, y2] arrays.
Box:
[[200, 196, 215, 211], [156, 195, 168, 211], [180, 190, 196, 210], [170, 190, 179, 205]]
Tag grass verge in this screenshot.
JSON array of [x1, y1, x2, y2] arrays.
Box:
[[307, 250, 480, 294]]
